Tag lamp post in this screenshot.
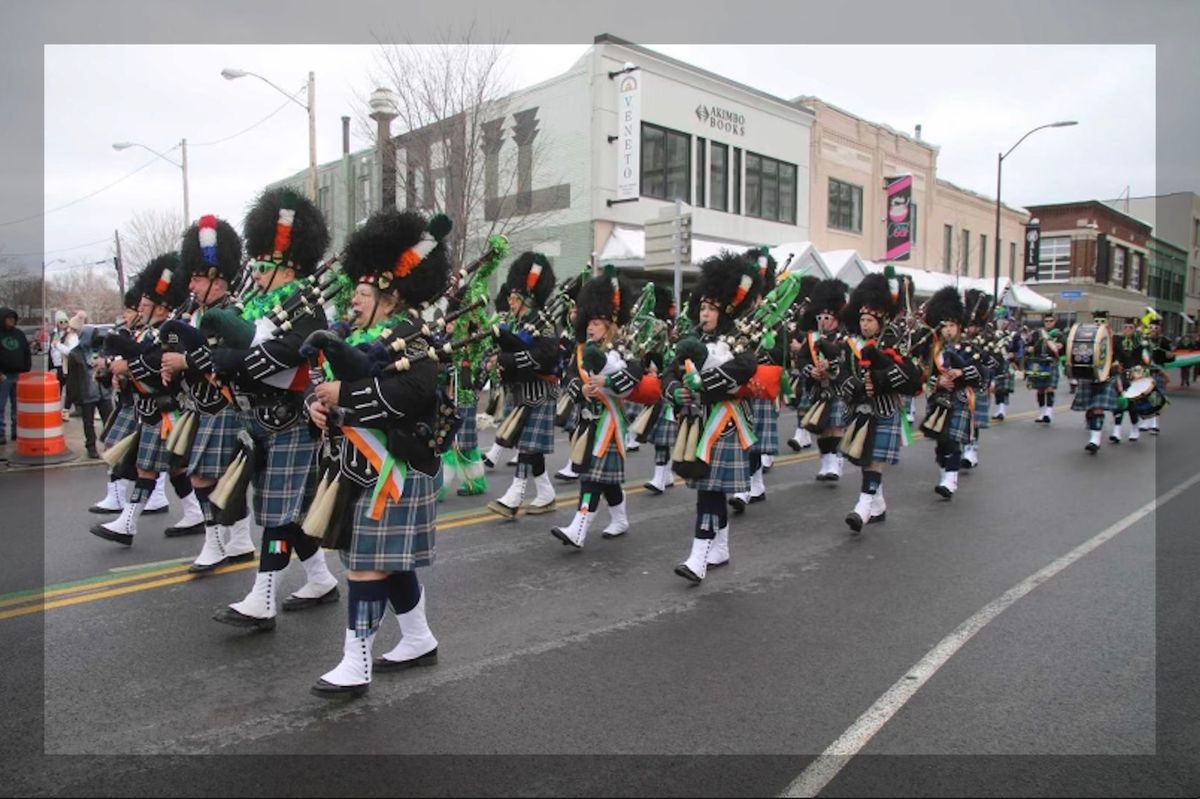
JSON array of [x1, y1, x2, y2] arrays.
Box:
[[112, 139, 190, 225], [222, 68, 317, 202], [993, 120, 1077, 307]]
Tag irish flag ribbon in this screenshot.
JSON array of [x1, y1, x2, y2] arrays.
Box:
[[696, 400, 757, 464], [899, 409, 914, 447], [343, 426, 407, 520], [592, 390, 629, 459], [159, 410, 181, 440]]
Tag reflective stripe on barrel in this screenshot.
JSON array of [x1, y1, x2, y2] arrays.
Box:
[[16, 371, 68, 456]]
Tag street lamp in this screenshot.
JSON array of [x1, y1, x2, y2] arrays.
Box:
[[993, 120, 1078, 307], [222, 67, 317, 202], [113, 139, 190, 225]]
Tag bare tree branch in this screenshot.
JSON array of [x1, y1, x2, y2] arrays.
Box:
[[120, 209, 186, 275]]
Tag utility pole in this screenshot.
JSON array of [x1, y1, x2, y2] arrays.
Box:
[[113, 229, 125, 296]]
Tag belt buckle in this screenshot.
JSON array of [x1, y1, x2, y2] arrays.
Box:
[[235, 394, 252, 413]]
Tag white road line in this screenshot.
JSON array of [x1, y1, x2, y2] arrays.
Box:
[[781, 468, 1200, 799]]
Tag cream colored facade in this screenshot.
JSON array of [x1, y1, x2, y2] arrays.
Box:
[[798, 96, 1027, 283]]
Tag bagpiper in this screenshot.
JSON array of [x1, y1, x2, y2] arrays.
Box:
[[89, 254, 197, 545], [1027, 315, 1063, 424], [550, 268, 643, 547], [486, 252, 560, 519], [836, 272, 921, 532], [1142, 316, 1173, 435], [784, 275, 822, 453], [305, 208, 451, 697], [960, 289, 1000, 470], [793, 278, 849, 481], [920, 286, 986, 500], [991, 312, 1023, 421], [640, 283, 679, 495], [159, 215, 258, 573], [729, 247, 785, 512], [204, 188, 340, 631], [664, 253, 761, 584], [88, 283, 144, 515]]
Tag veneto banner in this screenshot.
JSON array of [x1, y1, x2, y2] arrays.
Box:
[[884, 174, 913, 261], [616, 73, 641, 201]]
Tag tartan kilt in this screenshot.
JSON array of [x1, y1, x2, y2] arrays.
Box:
[[456, 399, 479, 451], [341, 464, 441, 571], [516, 399, 557, 454], [135, 421, 172, 473], [103, 403, 138, 448], [973, 392, 991, 431], [243, 411, 319, 528], [827, 397, 848, 429], [1071, 378, 1120, 412], [992, 367, 1013, 396], [747, 397, 779, 455], [870, 411, 903, 465], [187, 406, 242, 479], [1026, 360, 1060, 391], [944, 401, 973, 444], [650, 405, 677, 449], [563, 403, 580, 435], [686, 428, 751, 494], [582, 445, 625, 484], [1153, 372, 1167, 393], [790, 374, 813, 411]]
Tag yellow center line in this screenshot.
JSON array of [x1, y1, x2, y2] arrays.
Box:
[[3, 404, 1054, 620]]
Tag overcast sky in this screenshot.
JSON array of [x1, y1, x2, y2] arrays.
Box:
[[33, 42, 1154, 280]]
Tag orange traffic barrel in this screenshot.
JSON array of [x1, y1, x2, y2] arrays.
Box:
[[11, 371, 75, 464]]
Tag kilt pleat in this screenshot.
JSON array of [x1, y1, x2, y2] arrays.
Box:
[[188, 406, 242, 479], [103, 404, 138, 448], [686, 428, 751, 494], [1071, 378, 1120, 412], [135, 421, 171, 473], [582, 446, 625, 484], [243, 411, 319, 528], [516, 400, 557, 454], [747, 397, 779, 455], [341, 464, 441, 571]]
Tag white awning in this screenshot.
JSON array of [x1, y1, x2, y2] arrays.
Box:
[[597, 227, 754, 269], [1003, 283, 1056, 312], [769, 241, 832, 279]]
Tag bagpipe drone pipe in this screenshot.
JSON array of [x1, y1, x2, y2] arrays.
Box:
[[798, 333, 847, 434], [669, 337, 713, 481]]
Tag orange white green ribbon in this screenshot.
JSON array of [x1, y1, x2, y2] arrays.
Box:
[[343, 425, 407, 520], [696, 401, 756, 463]]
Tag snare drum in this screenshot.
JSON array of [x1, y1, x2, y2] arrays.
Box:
[[1066, 322, 1114, 382], [1121, 376, 1167, 418]]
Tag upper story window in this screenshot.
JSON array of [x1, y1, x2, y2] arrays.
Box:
[[827, 177, 862, 233], [1037, 236, 1071, 281], [745, 153, 797, 224], [641, 122, 690, 202]]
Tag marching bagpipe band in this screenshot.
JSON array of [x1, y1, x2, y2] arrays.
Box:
[[796, 278, 851, 434]]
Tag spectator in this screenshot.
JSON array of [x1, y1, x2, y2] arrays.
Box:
[[65, 324, 107, 458], [0, 306, 33, 445], [49, 311, 73, 413]]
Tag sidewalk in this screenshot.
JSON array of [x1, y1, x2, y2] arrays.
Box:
[[0, 407, 103, 472]]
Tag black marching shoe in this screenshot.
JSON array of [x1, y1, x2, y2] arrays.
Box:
[[1109, 435, 1120, 444], [281, 585, 341, 612], [673, 563, 703, 584], [89, 524, 133, 546], [211, 607, 276, 631], [1085, 442, 1099, 454], [845, 512, 865, 534], [482, 456, 495, 469], [164, 522, 205, 538], [787, 438, 802, 452], [373, 648, 439, 672], [728, 495, 747, 513], [311, 679, 368, 698]]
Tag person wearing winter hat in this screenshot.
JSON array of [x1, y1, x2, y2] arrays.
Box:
[[549, 267, 642, 548], [920, 286, 985, 500], [304, 208, 452, 697], [49, 310, 72, 411], [959, 289, 1000, 470], [664, 252, 761, 584], [793, 278, 850, 481], [729, 247, 786, 513], [835, 272, 922, 532], [640, 282, 680, 495], [87, 284, 145, 514], [191, 188, 339, 631], [485, 251, 561, 520], [89, 253, 193, 546], [0, 306, 33, 444], [159, 215, 259, 573], [785, 274, 822, 453], [1069, 310, 1121, 454]]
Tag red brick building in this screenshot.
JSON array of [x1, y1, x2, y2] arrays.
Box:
[[1024, 200, 1153, 322]]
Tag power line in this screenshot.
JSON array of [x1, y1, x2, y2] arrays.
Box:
[[0, 158, 161, 228], [189, 88, 304, 147], [2, 237, 113, 258]]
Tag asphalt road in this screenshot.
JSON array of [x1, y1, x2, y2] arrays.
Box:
[[2, 387, 1198, 796]]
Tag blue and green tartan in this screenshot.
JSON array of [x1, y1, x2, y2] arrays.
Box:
[[135, 421, 171, 473], [1071, 378, 1120, 412], [342, 464, 441, 571], [869, 411, 903, 465], [582, 445, 624, 484], [242, 411, 319, 528], [188, 405, 242, 479], [686, 428, 751, 494], [103, 403, 138, 448], [747, 397, 779, 455], [516, 399, 557, 454]]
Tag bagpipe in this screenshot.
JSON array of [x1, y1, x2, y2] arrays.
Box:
[[721, 270, 805, 402], [1023, 326, 1063, 389], [797, 332, 846, 434], [565, 342, 612, 473], [668, 337, 713, 480], [919, 340, 972, 438]]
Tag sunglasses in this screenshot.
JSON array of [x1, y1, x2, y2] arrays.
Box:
[[251, 260, 279, 275]]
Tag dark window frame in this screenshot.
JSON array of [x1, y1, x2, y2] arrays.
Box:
[[640, 121, 691, 203], [695, 137, 706, 208], [828, 177, 863, 234], [710, 141, 728, 212]]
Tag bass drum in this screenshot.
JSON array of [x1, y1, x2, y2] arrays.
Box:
[[1121, 376, 1167, 418], [1066, 322, 1114, 382]]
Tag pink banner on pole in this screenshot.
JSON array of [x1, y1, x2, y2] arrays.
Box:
[[885, 174, 913, 261]]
